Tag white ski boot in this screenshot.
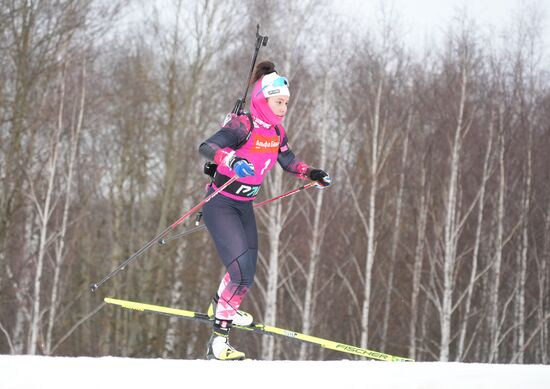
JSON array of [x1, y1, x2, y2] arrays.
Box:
[[207, 296, 253, 326], [206, 332, 246, 361]]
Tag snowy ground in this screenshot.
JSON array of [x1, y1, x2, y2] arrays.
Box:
[[2, 355, 550, 389]]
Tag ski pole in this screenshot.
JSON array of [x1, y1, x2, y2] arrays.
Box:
[[158, 224, 205, 245], [89, 175, 239, 293], [158, 180, 319, 245], [253, 181, 318, 208]]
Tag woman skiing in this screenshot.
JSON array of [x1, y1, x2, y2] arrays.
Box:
[[198, 61, 331, 360]]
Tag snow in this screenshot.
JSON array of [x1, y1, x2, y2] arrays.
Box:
[[2, 355, 550, 389]]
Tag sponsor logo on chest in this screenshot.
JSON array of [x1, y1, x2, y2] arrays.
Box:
[[248, 133, 279, 153]]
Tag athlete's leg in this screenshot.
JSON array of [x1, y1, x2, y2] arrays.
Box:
[[203, 195, 255, 360], [203, 195, 256, 321]]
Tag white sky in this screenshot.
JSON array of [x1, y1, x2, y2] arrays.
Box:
[[117, 0, 550, 66], [334, 0, 549, 53]]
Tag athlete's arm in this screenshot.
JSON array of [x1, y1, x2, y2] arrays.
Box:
[[199, 115, 250, 163], [276, 132, 311, 179]]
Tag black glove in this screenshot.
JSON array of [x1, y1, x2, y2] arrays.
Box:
[[204, 162, 217, 178], [308, 168, 331, 187]]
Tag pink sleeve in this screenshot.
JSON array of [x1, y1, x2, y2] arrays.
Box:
[[213, 148, 234, 166]]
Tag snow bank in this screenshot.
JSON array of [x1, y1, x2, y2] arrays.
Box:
[[1, 355, 550, 389]]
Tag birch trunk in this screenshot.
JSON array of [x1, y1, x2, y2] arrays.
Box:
[[163, 192, 193, 357], [44, 58, 86, 356], [539, 195, 550, 364], [360, 78, 382, 349], [439, 69, 467, 362], [456, 114, 494, 360], [6, 271, 30, 354], [4, 201, 34, 354], [258, 45, 298, 359], [298, 76, 329, 360], [488, 108, 506, 362], [28, 84, 64, 355], [381, 120, 409, 352], [298, 192, 324, 360], [513, 121, 532, 363], [260, 166, 283, 360], [409, 164, 428, 359]]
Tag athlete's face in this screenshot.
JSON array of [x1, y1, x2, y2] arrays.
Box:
[[267, 95, 289, 118]]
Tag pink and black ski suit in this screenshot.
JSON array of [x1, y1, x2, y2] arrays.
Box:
[[198, 78, 312, 323]]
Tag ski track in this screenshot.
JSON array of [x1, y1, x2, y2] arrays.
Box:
[[1, 355, 550, 389]]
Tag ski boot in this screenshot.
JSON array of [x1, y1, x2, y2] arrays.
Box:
[[206, 319, 246, 361], [207, 295, 253, 326]]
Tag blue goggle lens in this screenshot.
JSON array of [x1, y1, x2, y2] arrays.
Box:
[[271, 77, 289, 87], [256, 76, 290, 97]]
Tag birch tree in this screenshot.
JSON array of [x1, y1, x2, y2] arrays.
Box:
[[420, 19, 485, 361], [439, 55, 469, 362], [488, 104, 507, 362], [455, 111, 495, 361], [44, 56, 87, 356], [381, 109, 411, 353], [409, 150, 430, 359], [349, 17, 408, 350]]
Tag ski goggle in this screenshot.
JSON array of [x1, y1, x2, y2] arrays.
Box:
[[270, 76, 289, 88], [256, 76, 290, 97]]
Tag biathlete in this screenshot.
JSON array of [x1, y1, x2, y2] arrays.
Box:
[[198, 61, 331, 360]]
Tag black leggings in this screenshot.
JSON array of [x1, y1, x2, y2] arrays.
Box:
[[202, 188, 258, 319]]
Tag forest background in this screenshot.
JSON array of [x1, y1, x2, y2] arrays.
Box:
[[1, 0, 550, 363]]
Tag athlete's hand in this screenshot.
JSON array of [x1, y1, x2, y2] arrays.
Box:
[[309, 168, 331, 188], [231, 157, 255, 178]]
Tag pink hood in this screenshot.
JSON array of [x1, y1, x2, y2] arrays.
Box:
[[250, 80, 284, 126]]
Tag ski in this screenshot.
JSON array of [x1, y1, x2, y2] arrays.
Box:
[[104, 297, 413, 362]]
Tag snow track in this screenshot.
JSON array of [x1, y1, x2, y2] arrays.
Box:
[[1, 355, 550, 389]]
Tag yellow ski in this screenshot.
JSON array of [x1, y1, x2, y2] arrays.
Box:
[[104, 297, 414, 362]]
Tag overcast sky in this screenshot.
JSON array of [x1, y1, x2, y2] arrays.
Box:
[[334, 0, 549, 53], [122, 0, 549, 60]]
